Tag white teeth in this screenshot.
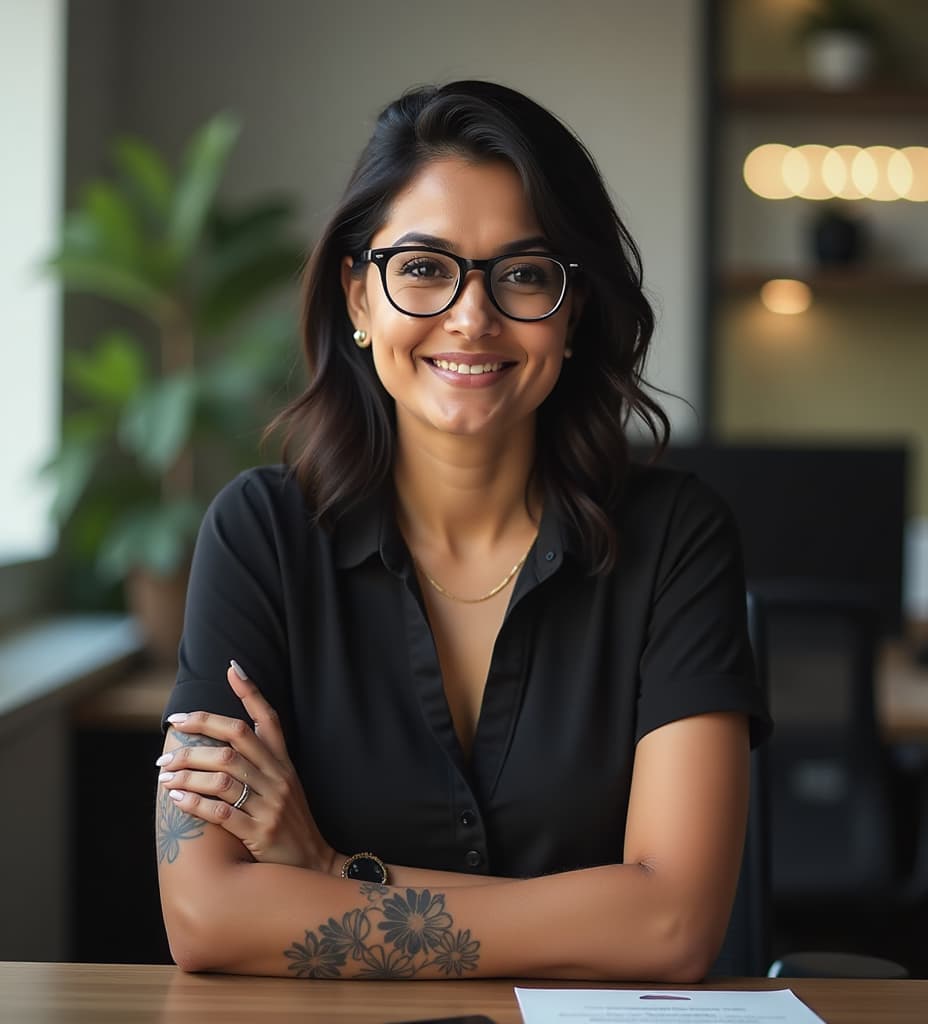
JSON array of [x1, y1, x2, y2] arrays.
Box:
[[432, 359, 503, 375]]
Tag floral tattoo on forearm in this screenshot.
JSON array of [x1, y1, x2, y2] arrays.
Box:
[[156, 730, 228, 865], [284, 883, 481, 979]]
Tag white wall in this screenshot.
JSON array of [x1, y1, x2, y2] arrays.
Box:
[[76, 0, 706, 433]]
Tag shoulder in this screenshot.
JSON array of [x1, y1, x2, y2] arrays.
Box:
[[620, 460, 737, 540], [208, 465, 311, 522], [200, 465, 322, 553]]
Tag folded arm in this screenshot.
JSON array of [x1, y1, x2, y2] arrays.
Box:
[[157, 710, 749, 981]]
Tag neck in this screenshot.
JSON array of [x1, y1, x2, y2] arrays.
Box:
[[393, 419, 540, 556]]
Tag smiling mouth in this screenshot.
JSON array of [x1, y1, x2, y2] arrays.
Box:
[[425, 358, 514, 376]]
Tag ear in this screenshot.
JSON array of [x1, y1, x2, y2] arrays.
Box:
[[566, 278, 588, 330], [341, 255, 370, 333]]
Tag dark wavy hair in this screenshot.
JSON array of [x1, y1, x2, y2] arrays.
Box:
[[269, 80, 669, 573]]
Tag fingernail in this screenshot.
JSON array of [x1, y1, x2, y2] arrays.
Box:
[[155, 753, 173, 766], [230, 659, 248, 681], [169, 790, 185, 802], [158, 772, 175, 783], [167, 713, 187, 724]]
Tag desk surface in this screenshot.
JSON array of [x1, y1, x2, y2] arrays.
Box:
[[74, 642, 928, 742], [2, 963, 927, 1023]]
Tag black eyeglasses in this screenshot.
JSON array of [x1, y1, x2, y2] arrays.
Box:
[[354, 246, 580, 322]]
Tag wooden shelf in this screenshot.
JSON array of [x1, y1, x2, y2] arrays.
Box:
[[721, 268, 928, 293], [723, 81, 928, 115]]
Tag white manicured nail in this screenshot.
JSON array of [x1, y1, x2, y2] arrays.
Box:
[[230, 659, 248, 680]]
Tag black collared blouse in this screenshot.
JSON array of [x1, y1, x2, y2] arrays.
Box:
[[163, 463, 771, 878]]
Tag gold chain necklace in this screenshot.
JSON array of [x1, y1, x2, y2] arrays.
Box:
[[415, 542, 535, 604]]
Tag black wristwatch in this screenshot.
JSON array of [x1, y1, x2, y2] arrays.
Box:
[[341, 851, 389, 885]]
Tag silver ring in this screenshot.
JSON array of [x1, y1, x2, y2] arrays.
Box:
[[231, 781, 250, 810]]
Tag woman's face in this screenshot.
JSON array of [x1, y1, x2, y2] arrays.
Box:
[[342, 157, 579, 446]]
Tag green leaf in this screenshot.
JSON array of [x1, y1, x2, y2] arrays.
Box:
[[110, 136, 173, 223], [198, 244, 303, 333], [201, 203, 301, 294], [82, 179, 143, 268], [39, 436, 104, 523], [118, 374, 197, 472], [96, 498, 203, 580], [168, 113, 241, 261], [47, 254, 171, 319], [58, 209, 103, 256], [64, 330, 148, 403], [206, 198, 296, 247]]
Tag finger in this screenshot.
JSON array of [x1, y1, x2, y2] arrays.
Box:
[[167, 788, 255, 845], [166, 711, 277, 776], [156, 741, 260, 786], [159, 767, 261, 802], [227, 661, 288, 761]]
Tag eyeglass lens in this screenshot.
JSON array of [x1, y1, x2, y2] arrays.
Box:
[[383, 251, 565, 319]]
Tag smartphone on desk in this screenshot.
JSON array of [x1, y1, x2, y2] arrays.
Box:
[[387, 1017, 495, 1024]]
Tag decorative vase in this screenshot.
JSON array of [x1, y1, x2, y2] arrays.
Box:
[[125, 565, 189, 666], [811, 206, 865, 266], [806, 30, 874, 89]]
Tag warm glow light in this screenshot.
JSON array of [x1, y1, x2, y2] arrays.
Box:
[[782, 148, 811, 195], [743, 144, 793, 199], [795, 144, 833, 200], [888, 150, 914, 198], [745, 144, 928, 201], [760, 278, 813, 315], [822, 148, 847, 195], [851, 149, 879, 196], [862, 146, 905, 201], [900, 147, 928, 201], [827, 146, 866, 199]]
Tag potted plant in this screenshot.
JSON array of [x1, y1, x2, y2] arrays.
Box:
[[797, 0, 882, 89], [43, 113, 304, 661]]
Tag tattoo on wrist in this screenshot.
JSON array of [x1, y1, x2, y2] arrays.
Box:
[[283, 885, 480, 979], [156, 730, 228, 865]]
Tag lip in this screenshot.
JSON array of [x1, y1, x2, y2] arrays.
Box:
[[424, 352, 514, 366], [420, 352, 517, 388]]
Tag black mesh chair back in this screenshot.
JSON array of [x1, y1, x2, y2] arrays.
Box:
[[710, 592, 770, 976], [762, 592, 893, 900]]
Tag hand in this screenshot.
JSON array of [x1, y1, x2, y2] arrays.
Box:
[[157, 662, 339, 873]]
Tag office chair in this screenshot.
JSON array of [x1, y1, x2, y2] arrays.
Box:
[[760, 588, 928, 910], [710, 593, 770, 977], [710, 592, 912, 979]]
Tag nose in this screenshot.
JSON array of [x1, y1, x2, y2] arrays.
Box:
[[442, 269, 501, 339]]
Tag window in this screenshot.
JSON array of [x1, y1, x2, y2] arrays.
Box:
[[0, 0, 66, 567]]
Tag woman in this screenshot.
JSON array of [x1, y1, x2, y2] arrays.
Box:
[[156, 80, 770, 982]]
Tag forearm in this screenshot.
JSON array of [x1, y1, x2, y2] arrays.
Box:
[[164, 858, 713, 982], [331, 851, 509, 888]]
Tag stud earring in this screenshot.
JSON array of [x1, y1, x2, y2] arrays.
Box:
[[353, 329, 371, 349], [563, 346, 573, 360]]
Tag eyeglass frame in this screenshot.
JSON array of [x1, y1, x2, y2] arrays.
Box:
[[353, 245, 581, 323]]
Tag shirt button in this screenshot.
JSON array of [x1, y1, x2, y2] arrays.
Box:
[[545, 550, 556, 562], [465, 849, 482, 868], [460, 810, 476, 827]]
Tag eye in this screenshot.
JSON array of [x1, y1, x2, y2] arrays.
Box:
[[397, 256, 455, 280], [498, 262, 551, 287]]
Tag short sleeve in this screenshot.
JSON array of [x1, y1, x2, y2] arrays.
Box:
[[635, 475, 772, 748], [162, 469, 292, 735]]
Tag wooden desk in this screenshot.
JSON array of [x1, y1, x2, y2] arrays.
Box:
[[2, 963, 926, 1023]]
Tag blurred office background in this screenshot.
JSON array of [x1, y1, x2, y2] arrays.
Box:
[[1, 0, 926, 976]]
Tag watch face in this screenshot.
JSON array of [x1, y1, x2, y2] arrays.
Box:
[[344, 854, 387, 884]]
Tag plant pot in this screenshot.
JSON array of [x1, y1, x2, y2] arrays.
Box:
[[125, 565, 189, 666], [806, 30, 875, 89]]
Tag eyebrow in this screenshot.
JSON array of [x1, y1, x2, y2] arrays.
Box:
[[389, 231, 551, 255]]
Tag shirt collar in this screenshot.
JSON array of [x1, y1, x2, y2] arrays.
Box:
[[333, 483, 407, 575], [333, 477, 582, 578]]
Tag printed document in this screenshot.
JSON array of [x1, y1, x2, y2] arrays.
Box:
[[514, 987, 827, 1024]]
